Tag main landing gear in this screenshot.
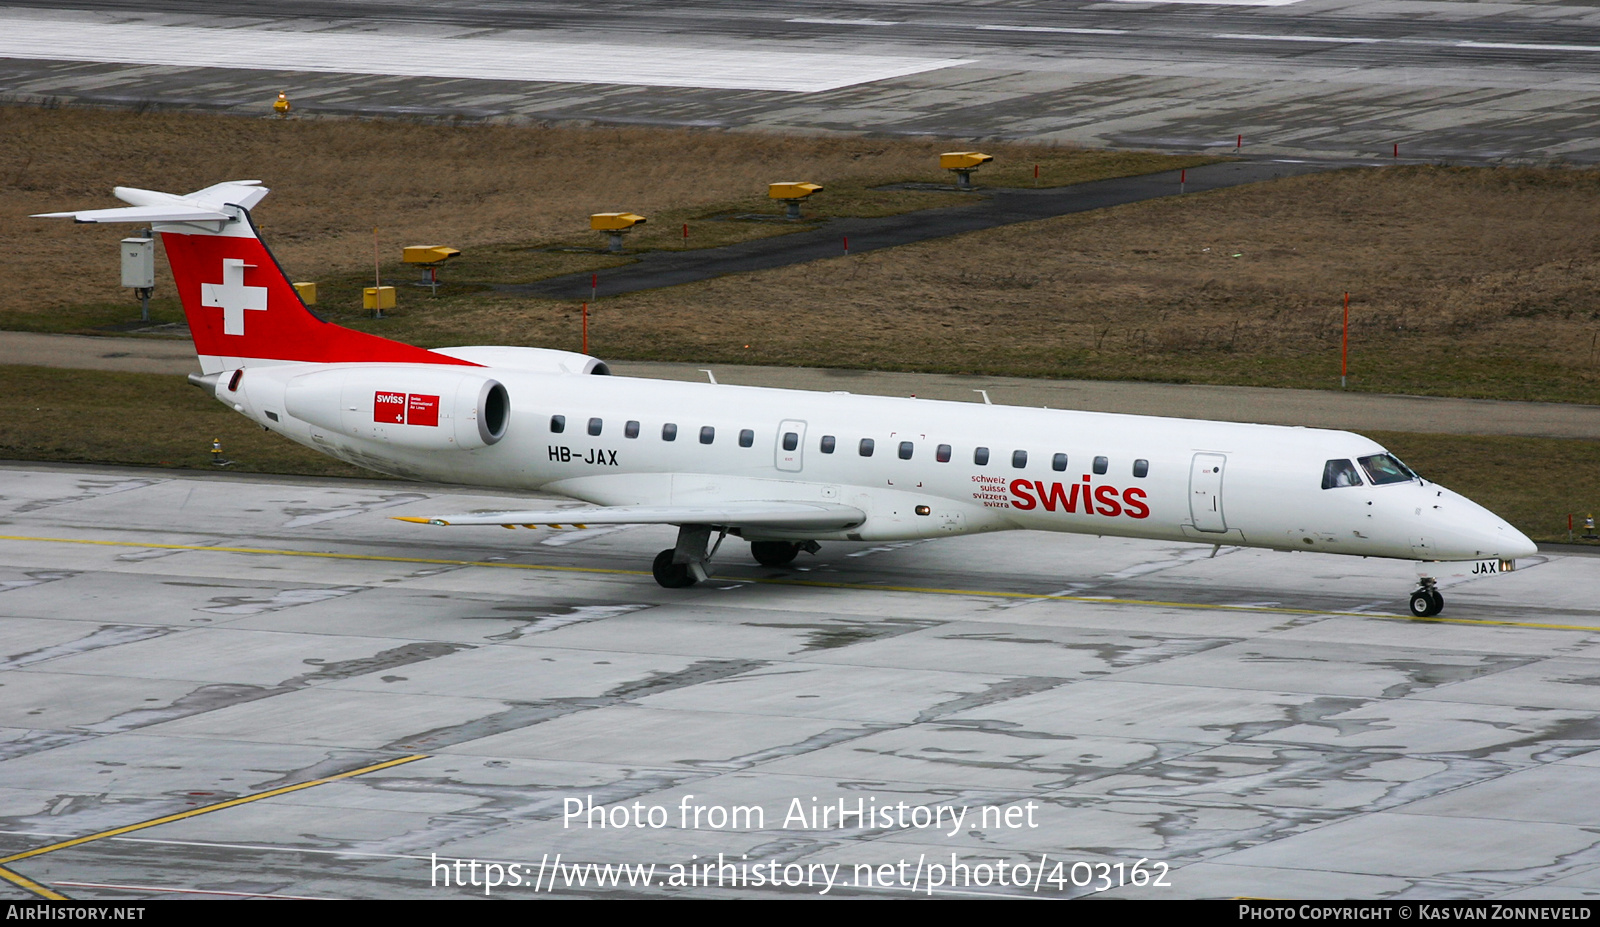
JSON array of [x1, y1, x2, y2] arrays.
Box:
[[652, 525, 722, 589], [749, 540, 820, 567], [650, 528, 820, 588], [1408, 576, 1444, 617]]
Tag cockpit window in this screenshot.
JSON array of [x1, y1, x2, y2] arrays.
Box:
[[1359, 453, 1417, 485], [1322, 459, 1362, 489]]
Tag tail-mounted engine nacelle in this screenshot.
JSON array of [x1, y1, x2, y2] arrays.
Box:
[[429, 346, 610, 376], [283, 366, 509, 451]]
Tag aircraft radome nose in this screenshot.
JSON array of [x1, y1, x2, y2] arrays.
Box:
[[1499, 522, 1538, 560]]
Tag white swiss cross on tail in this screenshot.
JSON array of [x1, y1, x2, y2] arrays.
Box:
[[201, 258, 267, 336]]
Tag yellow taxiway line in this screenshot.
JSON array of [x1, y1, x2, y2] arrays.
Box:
[[0, 865, 66, 901], [0, 753, 427, 899], [2, 533, 1595, 633]]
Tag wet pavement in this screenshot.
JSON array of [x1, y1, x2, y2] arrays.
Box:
[[0, 463, 1597, 898]]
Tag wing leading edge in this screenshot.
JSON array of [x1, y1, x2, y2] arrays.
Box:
[[395, 500, 866, 530]]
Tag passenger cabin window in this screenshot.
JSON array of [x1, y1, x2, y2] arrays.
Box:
[[899, 441, 914, 460], [1133, 459, 1149, 478], [1012, 450, 1028, 468], [739, 429, 754, 447], [859, 438, 875, 457], [937, 444, 952, 463], [662, 423, 678, 441], [1093, 456, 1108, 475], [1359, 454, 1416, 485], [974, 447, 990, 466], [1322, 459, 1362, 489], [783, 432, 799, 451], [625, 420, 640, 439], [1052, 453, 1068, 472], [550, 415, 566, 434], [700, 426, 716, 445], [821, 435, 836, 454], [588, 417, 603, 436]]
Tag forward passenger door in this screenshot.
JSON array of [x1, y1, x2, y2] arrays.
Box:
[[1190, 453, 1228, 532]]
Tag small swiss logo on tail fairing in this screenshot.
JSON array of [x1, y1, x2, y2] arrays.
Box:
[[200, 257, 268, 336]]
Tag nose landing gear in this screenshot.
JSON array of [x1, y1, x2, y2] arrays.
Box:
[[1408, 577, 1444, 617]]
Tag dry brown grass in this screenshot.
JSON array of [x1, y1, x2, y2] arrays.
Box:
[[12, 106, 1600, 403], [0, 364, 376, 478], [2, 105, 1185, 319], [366, 165, 1600, 402]]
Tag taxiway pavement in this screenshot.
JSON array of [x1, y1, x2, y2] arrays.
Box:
[[0, 463, 1597, 899]]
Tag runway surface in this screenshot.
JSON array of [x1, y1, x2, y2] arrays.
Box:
[[0, 461, 1598, 899], [3, 0, 1600, 161]]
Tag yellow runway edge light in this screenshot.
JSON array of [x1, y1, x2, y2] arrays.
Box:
[[768, 182, 823, 200], [403, 245, 460, 264], [592, 213, 647, 252], [940, 152, 993, 191], [768, 182, 823, 220], [590, 213, 647, 231]]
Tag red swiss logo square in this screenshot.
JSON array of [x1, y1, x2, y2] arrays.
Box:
[[373, 391, 406, 424]]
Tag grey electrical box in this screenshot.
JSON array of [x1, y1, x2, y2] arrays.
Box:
[[121, 237, 155, 288]]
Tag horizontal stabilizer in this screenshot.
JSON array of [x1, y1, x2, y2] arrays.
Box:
[[395, 501, 866, 530], [34, 180, 268, 224], [33, 204, 232, 224]]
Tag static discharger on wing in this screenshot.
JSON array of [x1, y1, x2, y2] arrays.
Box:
[[37, 182, 1536, 616]]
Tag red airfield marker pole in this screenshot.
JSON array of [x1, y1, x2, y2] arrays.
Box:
[[682, 223, 689, 242], [1180, 169, 1186, 194], [1394, 143, 1399, 159], [590, 273, 597, 303], [1236, 134, 1242, 150], [843, 235, 849, 256], [1341, 291, 1350, 389]]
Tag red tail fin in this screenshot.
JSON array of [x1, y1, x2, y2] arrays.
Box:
[[37, 181, 474, 374]]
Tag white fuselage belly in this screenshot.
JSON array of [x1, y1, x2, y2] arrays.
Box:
[[230, 365, 1526, 563]]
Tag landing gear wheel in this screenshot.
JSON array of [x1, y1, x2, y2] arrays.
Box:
[[1408, 587, 1444, 617], [652, 549, 698, 588], [750, 541, 801, 567]]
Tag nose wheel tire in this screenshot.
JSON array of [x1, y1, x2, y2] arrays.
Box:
[[750, 541, 802, 566], [652, 549, 699, 588], [1409, 587, 1444, 617]]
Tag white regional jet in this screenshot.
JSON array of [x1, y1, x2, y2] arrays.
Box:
[[41, 181, 1537, 616]]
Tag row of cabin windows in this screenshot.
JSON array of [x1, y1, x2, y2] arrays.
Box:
[[549, 415, 1148, 477], [820, 436, 1147, 477], [551, 415, 754, 446]]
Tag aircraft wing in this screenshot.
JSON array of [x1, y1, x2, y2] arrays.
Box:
[[394, 500, 866, 530]]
